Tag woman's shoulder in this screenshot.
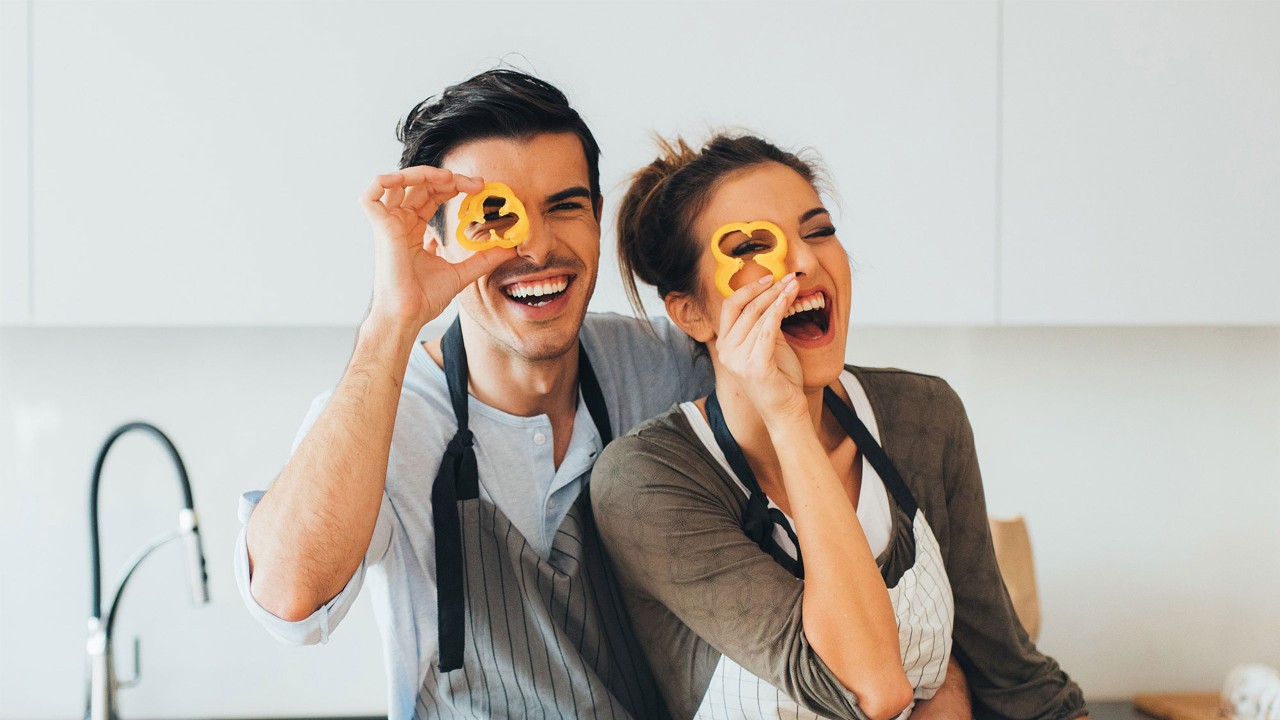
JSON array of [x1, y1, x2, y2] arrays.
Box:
[[596, 403, 704, 477], [592, 402, 738, 509], [844, 364, 968, 424]]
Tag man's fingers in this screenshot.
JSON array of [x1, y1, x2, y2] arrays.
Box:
[[361, 175, 396, 207], [396, 165, 453, 185], [363, 169, 483, 210], [398, 167, 484, 197], [385, 183, 406, 211], [450, 246, 518, 290]]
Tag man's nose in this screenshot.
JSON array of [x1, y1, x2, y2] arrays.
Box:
[[515, 214, 553, 266]]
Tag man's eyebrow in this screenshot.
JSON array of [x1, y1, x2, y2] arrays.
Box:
[[800, 207, 831, 223], [545, 186, 593, 205]]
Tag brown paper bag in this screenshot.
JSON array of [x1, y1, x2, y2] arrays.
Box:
[[989, 516, 1041, 643]]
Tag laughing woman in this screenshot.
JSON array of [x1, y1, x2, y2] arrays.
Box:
[[590, 135, 1088, 720]]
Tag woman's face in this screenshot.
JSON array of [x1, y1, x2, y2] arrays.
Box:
[[687, 161, 851, 390]]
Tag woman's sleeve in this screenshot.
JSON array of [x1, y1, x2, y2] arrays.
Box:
[[591, 430, 871, 720], [936, 382, 1089, 720]]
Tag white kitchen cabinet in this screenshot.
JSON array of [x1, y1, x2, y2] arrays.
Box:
[[23, 1, 998, 326], [1001, 1, 1280, 325], [30, 1, 389, 326], [0, 0, 30, 324]]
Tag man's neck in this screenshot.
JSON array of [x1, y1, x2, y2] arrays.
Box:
[[425, 318, 580, 422]]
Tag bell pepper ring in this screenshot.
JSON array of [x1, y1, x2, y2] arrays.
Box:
[[710, 220, 789, 297], [454, 181, 530, 252]]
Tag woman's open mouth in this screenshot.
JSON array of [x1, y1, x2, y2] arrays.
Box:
[[780, 290, 833, 346], [500, 274, 573, 308]]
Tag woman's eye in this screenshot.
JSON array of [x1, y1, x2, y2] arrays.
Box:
[[804, 226, 837, 240], [731, 242, 768, 257]]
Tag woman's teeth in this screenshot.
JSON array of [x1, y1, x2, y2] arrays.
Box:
[[783, 293, 826, 319], [504, 277, 569, 299]]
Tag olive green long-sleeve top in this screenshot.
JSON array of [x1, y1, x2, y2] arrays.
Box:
[[591, 365, 1088, 720]]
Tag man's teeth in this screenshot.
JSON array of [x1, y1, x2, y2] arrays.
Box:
[[784, 293, 826, 319], [505, 278, 569, 299]]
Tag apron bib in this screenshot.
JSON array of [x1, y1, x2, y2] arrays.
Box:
[[422, 317, 666, 719], [694, 379, 954, 719]]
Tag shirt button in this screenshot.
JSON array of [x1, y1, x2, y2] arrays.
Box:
[[533, 432, 547, 446]]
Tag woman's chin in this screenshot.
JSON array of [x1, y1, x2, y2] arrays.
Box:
[[796, 349, 848, 393]]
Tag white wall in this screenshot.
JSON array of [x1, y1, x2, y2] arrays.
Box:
[[2, 325, 1278, 717], [3, 0, 1280, 717]]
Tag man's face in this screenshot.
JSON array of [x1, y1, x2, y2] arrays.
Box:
[[437, 132, 601, 363]]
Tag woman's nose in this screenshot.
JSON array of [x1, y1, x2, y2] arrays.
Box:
[[785, 236, 818, 276]]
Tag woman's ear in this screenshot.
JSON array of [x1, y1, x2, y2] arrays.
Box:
[[665, 291, 716, 343]]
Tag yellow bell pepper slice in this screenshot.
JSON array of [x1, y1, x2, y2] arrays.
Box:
[[455, 181, 530, 252], [710, 220, 789, 297]]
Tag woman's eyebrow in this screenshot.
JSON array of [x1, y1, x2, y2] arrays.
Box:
[[544, 186, 592, 205], [800, 207, 830, 223]]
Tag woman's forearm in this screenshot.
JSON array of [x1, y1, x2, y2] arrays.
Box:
[[767, 417, 913, 720]]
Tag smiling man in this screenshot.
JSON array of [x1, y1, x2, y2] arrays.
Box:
[[232, 70, 712, 718]]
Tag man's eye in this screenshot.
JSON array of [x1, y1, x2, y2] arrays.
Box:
[[550, 201, 585, 212]]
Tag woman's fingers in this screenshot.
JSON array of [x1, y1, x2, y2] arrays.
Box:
[[721, 273, 798, 350], [719, 275, 783, 346], [746, 279, 799, 366]]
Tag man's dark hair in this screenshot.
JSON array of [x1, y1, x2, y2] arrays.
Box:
[[397, 69, 602, 242]]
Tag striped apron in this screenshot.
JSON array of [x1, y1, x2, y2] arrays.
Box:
[[422, 318, 668, 718], [695, 386, 954, 719]]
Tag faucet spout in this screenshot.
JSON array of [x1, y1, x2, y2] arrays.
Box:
[[85, 422, 209, 720]]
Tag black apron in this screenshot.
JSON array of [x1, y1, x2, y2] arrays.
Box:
[[704, 386, 920, 584], [431, 316, 612, 672]]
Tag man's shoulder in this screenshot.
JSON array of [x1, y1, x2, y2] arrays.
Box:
[[581, 311, 678, 349]]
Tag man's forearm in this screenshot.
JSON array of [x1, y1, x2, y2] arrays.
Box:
[[911, 655, 972, 719], [246, 315, 419, 621]]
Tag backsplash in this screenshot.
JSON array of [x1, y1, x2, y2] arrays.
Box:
[[2, 324, 1278, 717]]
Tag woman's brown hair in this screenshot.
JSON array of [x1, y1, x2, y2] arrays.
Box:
[[616, 134, 820, 317]]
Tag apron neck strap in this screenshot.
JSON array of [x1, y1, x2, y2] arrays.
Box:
[[705, 382, 920, 580], [432, 315, 611, 671], [821, 387, 917, 518], [705, 391, 805, 578]]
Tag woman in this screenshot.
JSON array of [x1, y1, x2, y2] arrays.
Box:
[[590, 135, 1088, 720]]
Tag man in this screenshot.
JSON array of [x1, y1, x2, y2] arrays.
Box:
[[235, 69, 710, 718], [235, 69, 973, 719]]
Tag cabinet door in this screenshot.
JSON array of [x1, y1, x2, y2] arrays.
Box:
[[31, 2, 392, 325], [579, 1, 1001, 326], [31, 1, 998, 326], [0, 0, 30, 323], [1001, 1, 1280, 324]]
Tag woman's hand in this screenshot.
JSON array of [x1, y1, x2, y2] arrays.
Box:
[[360, 166, 516, 331], [715, 272, 805, 422]]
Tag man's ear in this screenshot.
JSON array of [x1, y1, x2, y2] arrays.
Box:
[[665, 291, 716, 344], [593, 194, 605, 223]]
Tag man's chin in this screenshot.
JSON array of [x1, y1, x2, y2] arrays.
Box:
[[481, 308, 586, 363]]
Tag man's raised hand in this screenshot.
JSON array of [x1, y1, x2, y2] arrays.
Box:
[[360, 166, 516, 330]]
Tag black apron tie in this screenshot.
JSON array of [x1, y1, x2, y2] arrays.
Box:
[[432, 316, 611, 672], [704, 382, 918, 580]]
